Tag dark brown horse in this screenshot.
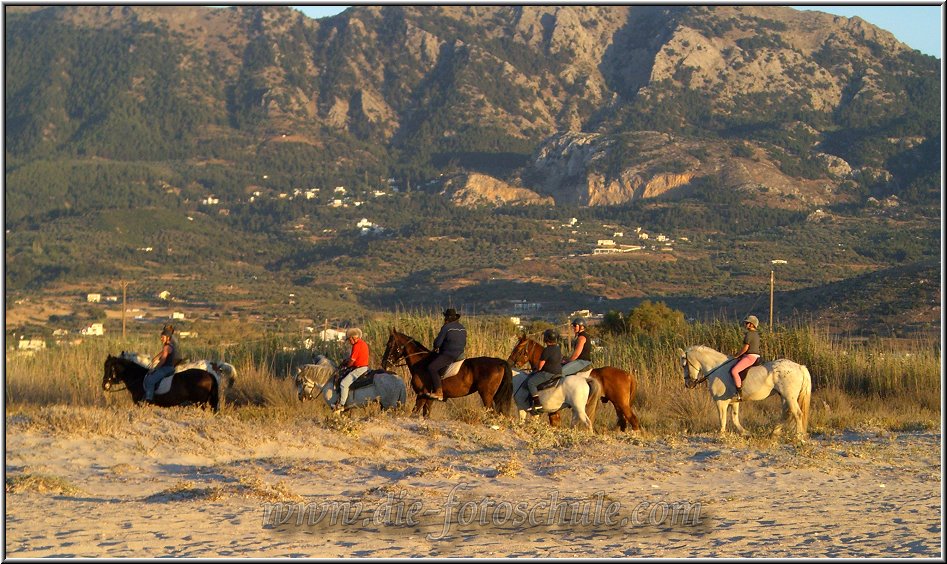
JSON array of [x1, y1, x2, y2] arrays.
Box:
[[380, 329, 513, 417], [508, 334, 641, 432], [103, 354, 223, 412]]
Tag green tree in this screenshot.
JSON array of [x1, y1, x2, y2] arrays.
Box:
[[627, 300, 685, 337]]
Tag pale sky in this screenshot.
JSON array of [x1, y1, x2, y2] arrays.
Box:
[[293, 4, 943, 59]]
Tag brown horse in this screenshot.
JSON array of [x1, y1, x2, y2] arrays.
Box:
[[508, 334, 641, 432], [103, 354, 223, 412], [380, 329, 513, 417]]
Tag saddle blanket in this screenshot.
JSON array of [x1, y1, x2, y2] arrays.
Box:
[[439, 359, 465, 380]]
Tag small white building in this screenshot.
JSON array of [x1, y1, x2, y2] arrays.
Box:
[[201, 196, 219, 205], [87, 293, 101, 303], [171, 312, 185, 320], [319, 328, 347, 342], [158, 290, 171, 300], [329, 199, 344, 208], [334, 186, 347, 194], [18, 337, 46, 351], [81, 323, 105, 336], [596, 239, 616, 247], [638, 232, 649, 240]]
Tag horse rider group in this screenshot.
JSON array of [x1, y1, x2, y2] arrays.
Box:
[[143, 310, 762, 408]]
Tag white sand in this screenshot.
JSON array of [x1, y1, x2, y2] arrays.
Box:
[[4, 407, 942, 558]]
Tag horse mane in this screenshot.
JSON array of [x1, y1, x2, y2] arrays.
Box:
[[119, 351, 151, 368], [392, 330, 429, 352]]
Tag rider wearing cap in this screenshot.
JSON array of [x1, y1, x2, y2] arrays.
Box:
[[526, 329, 563, 412], [335, 327, 371, 412], [730, 315, 761, 402], [426, 308, 466, 401], [143, 324, 182, 403], [561, 317, 593, 376]]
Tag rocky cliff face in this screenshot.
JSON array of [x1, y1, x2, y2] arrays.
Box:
[[441, 173, 553, 207]]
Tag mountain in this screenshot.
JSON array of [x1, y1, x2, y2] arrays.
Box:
[[3, 5, 941, 337]]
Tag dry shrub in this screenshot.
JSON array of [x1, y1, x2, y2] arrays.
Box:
[[494, 452, 523, 478], [6, 473, 84, 496], [144, 474, 302, 503]]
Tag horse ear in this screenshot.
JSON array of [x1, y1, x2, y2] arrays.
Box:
[[676, 348, 685, 356]]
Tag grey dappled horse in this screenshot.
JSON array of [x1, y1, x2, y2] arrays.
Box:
[[679, 345, 812, 438], [295, 355, 406, 411]]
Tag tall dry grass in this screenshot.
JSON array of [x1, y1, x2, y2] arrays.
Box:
[[4, 313, 940, 435]]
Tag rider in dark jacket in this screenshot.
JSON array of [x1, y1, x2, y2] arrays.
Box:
[[426, 308, 466, 401]]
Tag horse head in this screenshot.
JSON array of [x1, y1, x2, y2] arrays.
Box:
[[295, 356, 337, 401], [102, 354, 126, 391], [508, 333, 531, 367], [509, 334, 541, 370], [380, 329, 411, 371], [679, 347, 708, 389]]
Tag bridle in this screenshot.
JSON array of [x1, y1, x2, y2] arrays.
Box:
[[102, 360, 128, 392], [382, 337, 429, 370], [681, 354, 731, 389], [508, 343, 530, 369]]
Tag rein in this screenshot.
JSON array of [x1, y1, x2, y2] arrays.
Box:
[[684, 355, 732, 386]]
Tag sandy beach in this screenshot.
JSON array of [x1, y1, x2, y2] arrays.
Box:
[[4, 405, 942, 558]]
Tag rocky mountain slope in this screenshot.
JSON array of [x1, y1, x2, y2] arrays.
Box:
[[4, 5, 939, 214]]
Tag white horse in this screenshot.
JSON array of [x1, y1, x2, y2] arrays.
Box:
[[511, 369, 603, 432], [678, 345, 811, 438], [295, 355, 406, 412]]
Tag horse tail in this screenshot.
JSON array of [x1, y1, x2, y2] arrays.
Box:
[[584, 376, 604, 428], [494, 361, 514, 416], [220, 362, 237, 386], [210, 377, 221, 413], [798, 365, 812, 432]]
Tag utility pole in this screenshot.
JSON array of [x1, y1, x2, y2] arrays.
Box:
[[120, 280, 130, 340], [770, 260, 787, 330]]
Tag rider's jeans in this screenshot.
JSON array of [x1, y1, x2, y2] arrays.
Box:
[[561, 359, 592, 376], [144, 366, 174, 399], [338, 366, 370, 406]]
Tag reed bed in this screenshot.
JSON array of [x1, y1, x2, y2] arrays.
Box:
[[5, 312, 940, 435]]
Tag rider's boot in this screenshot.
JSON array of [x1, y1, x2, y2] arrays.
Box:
[[429, 388, 444, 401], [733, 387, 743, 402], [527, 395, 542, 412]]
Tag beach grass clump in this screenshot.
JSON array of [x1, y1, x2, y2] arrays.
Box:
[[6, 473, 85, 496]]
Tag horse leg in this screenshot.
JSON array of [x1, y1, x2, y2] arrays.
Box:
[[411, 397, 424, 416], [478, 387, 494, 410], [717, 401, 729, 434], [730, 402, 748, 435], [421, 398, 432, 418], [782, 394, 805, 437], [547, 412, 562, 427], [573, 406, 593, 433]]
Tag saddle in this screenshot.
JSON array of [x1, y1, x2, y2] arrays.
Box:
[[350, 369, 385, 391], [536, 376, 561, 392], [737, 357, 764, 381], [437, 358, 465, 380]]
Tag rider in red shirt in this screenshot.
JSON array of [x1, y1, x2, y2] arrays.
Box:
[[335, 327, 370, 412]]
